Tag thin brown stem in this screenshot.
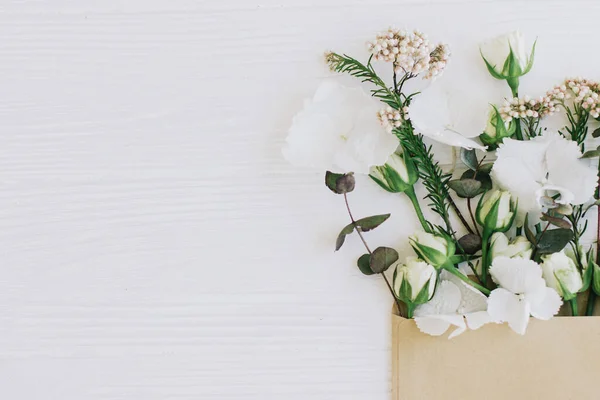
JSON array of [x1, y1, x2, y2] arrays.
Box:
[[343, 193, 401, 312], [467, 198, 481, 237], [448, 195, 475, 235]]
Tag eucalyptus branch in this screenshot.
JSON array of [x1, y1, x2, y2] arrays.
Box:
[[343, 193, 402, 312]]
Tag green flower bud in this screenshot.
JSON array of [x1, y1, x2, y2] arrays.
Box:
[[489, 232, 532, 260], [393, 257, 437, 305], [541, 251, 583, 300], [476, 190, 516, 233], [479, 106, 516, 150], [409, 230, 456, 269], [369, 152, 418, 193]]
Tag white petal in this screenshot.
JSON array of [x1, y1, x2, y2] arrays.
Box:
[[414, 316, 452, 336], [492, 137, 551, 223], [409, 84, 487, 150], [414, 280, 461, 316], [545, 137, 597, 205], [489, 256, 545, 294], [529, 287, 562, 320], [282, 79, 398, 173], [464, 311, 493, 330], [487, 288, 531, 335], [443, 269, 488, 313]]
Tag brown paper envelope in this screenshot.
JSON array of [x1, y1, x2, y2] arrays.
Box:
[[392, 313, 600, 400]]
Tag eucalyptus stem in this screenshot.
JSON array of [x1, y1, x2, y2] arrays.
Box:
[[448, 195, 475, 235], [404, 186, 431, 233], [443, 264, 491, 295], [467, 198, 481, 237], [343, 193, 402, 312]]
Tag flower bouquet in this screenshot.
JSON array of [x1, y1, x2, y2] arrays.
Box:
[[284, 28, 600, 399]]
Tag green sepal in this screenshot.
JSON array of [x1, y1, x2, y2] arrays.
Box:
[[580, 254, 594, 292], [592, 262, 600, 297], [555, 274, 577, 301], [521, 39, 537, 76], [413, 279, 434, 305], [480, 50, 507, 80]]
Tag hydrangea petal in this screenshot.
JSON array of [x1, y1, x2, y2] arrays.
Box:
[[489, 256, 545, 294], [545, 138, 597, 205], [488, 288, 531, 335], [414, 316, 452, 336], [529, 287, 562, 320], [465, 311, 493, 330], [414, 280, 461, 317]]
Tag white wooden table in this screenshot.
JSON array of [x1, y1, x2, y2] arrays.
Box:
[[1, 1, 599, 398]]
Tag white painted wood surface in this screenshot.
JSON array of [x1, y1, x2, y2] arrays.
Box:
[[2, 1, 600, 398]]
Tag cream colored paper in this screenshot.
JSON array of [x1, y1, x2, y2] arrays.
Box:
[[392, 313, 600, 400]]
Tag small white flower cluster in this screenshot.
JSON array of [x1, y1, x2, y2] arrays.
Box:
[[565, 77, 600, 118], [366, 28, 449, 78], [498, 94, 560, 123], [423, 44, 450, 80], [377, 106, 409, 132]]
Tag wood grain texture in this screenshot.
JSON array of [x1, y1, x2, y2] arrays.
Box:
[[1, 0, 600, 398]]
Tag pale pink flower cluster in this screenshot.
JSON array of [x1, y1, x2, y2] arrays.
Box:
[[498, 93, 560, 123], [565, 78, 600, 118], [377, 106, 409, 132], [366, 28, 449, 78]]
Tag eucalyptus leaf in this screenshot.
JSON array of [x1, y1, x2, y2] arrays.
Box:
[[536, 228, 573, 255], [460, 170, 492, 191], [540, 213, 572, 229], [357, 254, 375, 275], [369, 246, 399, 273], [335, 223, 355, 251], [460, 148, 479, 171], [325, 171, 355, 194], [355, 214, 391, 232], [458, 233, 482, 255], [592, 127, 600, 138], [448, 179, 483, 198], [478, 163, 494, 174]]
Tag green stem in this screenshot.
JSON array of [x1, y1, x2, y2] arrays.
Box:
[[570, 298, 579, 317], [514, 120, 524, 141], [480, 229, 491, 286], [443, 264, 491, 295], [407, 303, 415, 319], [405, 186, 431, 233], [586, 290, 596, 316]]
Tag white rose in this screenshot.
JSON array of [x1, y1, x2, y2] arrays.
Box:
[[394, 257, 437, 302], [480, 31, 528, 73], [476, 190, 515, 232], [490, 233, 532, 260], [282, 79, 398, 174], [409, 231, 455, 268], [541, 251, 583, 299], [369, 152, 417, 193]]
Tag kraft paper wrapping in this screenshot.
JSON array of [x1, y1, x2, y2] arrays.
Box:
[[392, 313, 600, 400]]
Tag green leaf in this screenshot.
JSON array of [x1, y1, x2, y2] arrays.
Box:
[[540, 213, 572, 230], [354, 214, 391, 232], [592, 127, 600, 138], [357, 254, 375, 275], [458, 233, 482, 255], [448, 179, 483, 199], [460, 170, 492, 191], [582, 146, 600, 158], [335, 223, 355, 251], [325, 171, 355, 194], [536, 228, 574, 255], [369, 246, 399, 273], [460, 148, 478, 171], [478, 163, 494, 174]]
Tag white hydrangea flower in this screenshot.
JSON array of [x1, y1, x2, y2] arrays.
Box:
[[488, 257, 562, 335], [408, 82, 487, 150], [493, 132, 597, 224], [414, 268, 492, 339], [282, 80, 399, 174]]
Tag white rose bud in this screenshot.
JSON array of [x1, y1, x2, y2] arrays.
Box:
[[393, 257, 437, 304], [369, 152, 418, 193], [479, 31, 535, 95], [490, 232, 532, 260], [479, 106, 516, 150], [541, 251, 583, 300], [409, 230, 455, 269], [476, 190, 516, 233]]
